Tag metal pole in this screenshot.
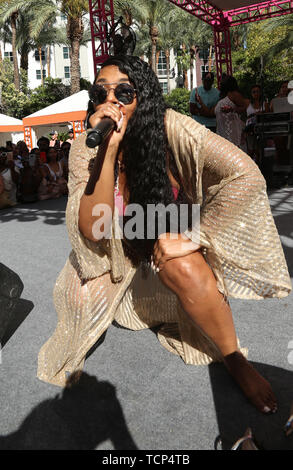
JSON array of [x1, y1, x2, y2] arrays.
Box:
[[213, 21, 232, 88]]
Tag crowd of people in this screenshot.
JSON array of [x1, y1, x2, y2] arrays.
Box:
[[190, 74, 291, 164], [1, 77, 291, 211], [0, 133, 71, 210]]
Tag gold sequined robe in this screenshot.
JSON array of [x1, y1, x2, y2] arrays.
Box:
[[37, 109, 291, 387]]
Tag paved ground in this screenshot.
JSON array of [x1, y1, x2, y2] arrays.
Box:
[[0, 188, 292, 451]]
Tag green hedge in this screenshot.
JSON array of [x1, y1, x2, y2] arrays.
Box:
[[164, 88, 191, 116]]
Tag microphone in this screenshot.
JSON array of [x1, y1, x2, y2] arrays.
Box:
[[85, 117, 116, 148]]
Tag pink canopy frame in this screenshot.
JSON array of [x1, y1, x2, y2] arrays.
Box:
[[88, 0, 293, 85], [166, 1, 293, 84]]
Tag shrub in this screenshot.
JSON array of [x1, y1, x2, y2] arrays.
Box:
[[164, 88, 191, 116]]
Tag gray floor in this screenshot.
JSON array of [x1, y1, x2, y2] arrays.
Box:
[[0, 188, 292, 450]]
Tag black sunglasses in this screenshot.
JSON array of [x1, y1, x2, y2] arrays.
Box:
[[89, 82, 137, 106]]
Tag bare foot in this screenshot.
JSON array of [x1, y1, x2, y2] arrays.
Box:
[[223, 351, 277, 414]]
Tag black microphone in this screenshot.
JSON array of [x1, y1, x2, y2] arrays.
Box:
[[85, 117, 116, 148]]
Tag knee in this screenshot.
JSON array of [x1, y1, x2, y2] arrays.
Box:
[[159, 252, 212, 294]]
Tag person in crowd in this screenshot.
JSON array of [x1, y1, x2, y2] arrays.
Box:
[[271, 80, 289, 109], [58, 141, 70, 181], [6, 141, 13, 152], [0, 150, 18, 208], [18, 154, 42, 203], [270, 80, 290, 165], [189, 71, 220, 133], [49, 131, 61, 149], [245, 84, 270, 161], [66, 129, 74, 145], [13, 140, 30, 173], [29, 147, 41, 168], [37, 136, 50, 164], [36, 55, 291, 418], [214, 75, 249, 148], [42, 147, 68, 197]]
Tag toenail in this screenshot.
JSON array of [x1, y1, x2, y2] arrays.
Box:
[[263, 406, 271, 413]]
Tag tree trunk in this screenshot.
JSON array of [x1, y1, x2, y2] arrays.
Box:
[[156, 50, 160, 69], [208, 45, 213, 72], [165, 49, 170, 94], [182, 44, 188, 89], [70, 38, 81, 94], [11, 12, 20, 91], [189, 46, 196, 90], [150, 26, 158, 74], [47, 46, 51, 77], [20, 48, 28, 71], [38, 46, 44, 86], [67, 17, 83, 94], [151, 40, 156, 74], [124, 10, 132, 27]]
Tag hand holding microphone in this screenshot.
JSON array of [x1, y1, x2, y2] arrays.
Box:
[[84, 102, 125, 195], [86, 102, 124, 148]]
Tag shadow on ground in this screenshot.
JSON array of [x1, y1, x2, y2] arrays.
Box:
[[209, 362, 293, 450], [0, 263, 34, 348], [0, 372, 138, 450], [0, 197, 67, 225], [1, 298, 34, 348]]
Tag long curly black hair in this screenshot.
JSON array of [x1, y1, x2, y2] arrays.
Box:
[[88, 55, 179, 262]]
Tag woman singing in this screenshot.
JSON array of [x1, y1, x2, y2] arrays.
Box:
[[38, 56, 291, 415]]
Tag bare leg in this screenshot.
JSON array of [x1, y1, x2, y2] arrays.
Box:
[[158, 251, 277, 414]]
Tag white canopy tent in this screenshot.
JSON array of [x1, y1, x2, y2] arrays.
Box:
[[0, 113, 24, 147], [22, 90, 89, 149]]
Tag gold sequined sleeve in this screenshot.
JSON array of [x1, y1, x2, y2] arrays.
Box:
[[186, 129, 291, 299], [66, 133, 125, 282]]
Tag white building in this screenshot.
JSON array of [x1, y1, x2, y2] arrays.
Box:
[[1, 13, 204, 94], [1, 14, 95, 90]]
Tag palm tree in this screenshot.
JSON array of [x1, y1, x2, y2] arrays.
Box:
[[26, 0, 88, 93], [261, 16, 293, 60], [0, 0, 89, 94], [134, 0, 175, 74], [157, 15, 178, 94], [60, 0, 88, 94], [173, 10, 213, 89], [15, 10, 60, 86], [0, 16, 12, 65], [231, 24, 249, 51], [0, 1, 21, 89], [113, 0, 142, 27]]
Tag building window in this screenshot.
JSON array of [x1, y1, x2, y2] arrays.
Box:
[[201, 65, 212, 74], [157, 51, 167, 76], [35, 49, 46, 61], [160, 81, 168, 95], [4, 51, 13, 62], [64, 66, 70, 79], [36, 69, 46, 80], [63, 47, 69, 59]]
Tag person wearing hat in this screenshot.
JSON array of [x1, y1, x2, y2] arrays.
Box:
[[49, 131, 61, 149], [66, 129, 74, 145]]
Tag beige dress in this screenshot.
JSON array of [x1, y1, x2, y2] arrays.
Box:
[[37, 109, 291, 387]]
